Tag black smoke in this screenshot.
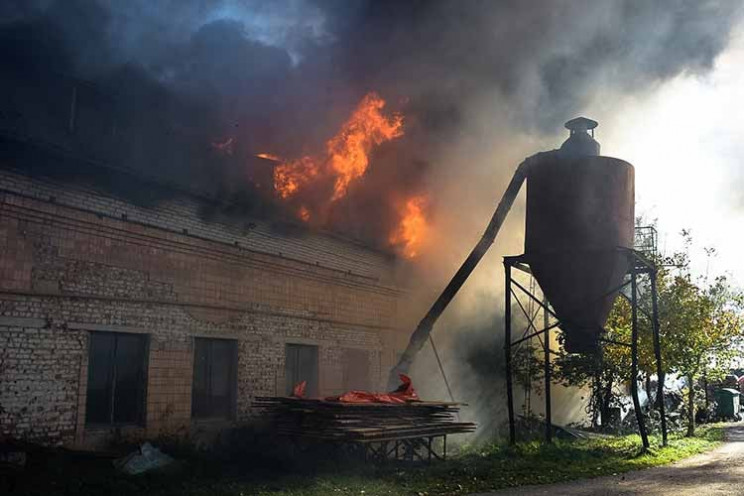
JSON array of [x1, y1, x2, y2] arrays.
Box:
[[0, 0, 741, 244], [321, 0, 740, 131]]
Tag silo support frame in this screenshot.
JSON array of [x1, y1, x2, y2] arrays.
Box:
[[503, 249, 667, 449], [503, 256, 557, 445]]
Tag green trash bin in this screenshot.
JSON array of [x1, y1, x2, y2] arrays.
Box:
[[715, 388, 741, 420]]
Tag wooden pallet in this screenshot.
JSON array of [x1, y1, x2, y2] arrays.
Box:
[[253, 396, 476, 461]]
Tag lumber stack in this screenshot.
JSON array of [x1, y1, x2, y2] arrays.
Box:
[[253, 397, 476, 442]]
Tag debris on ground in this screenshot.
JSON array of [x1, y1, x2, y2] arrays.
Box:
[[113, 442, 175, 475]]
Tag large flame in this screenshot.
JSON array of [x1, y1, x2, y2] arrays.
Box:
[[272, 92, 402, 202], [265, 92, 428, 259], [390, 195, 429, 259], [327, 93, 403, 201]]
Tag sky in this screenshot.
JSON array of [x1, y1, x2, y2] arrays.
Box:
[[599, 24, 744, 285]]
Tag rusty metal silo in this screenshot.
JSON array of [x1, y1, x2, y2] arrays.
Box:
[[525, 118, 635, 353]]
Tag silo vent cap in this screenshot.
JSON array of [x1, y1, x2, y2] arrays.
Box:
[[565, 117, 598, 134], [560, 116, 600, 156]]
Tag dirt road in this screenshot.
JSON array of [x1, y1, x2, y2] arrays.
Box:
[[476, 425, 744, 496]]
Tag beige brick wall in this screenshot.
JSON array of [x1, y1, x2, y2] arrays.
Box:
[[0, 319, 85, 446], [0, 169, 405, 448]]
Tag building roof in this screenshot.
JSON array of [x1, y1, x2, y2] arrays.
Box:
[[0, 67, 400, 283]]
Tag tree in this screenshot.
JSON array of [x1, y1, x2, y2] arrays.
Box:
[[662, 274, 744, 435]]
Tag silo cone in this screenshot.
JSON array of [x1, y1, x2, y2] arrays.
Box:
[[525, 120, 635, 354]]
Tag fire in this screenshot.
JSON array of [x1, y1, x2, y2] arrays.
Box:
[[267, 92, 427, 259], [256, 152, 280, 161], [298, 206, 311, 222], [274, 156, 320, 199], [390, 195, 429, 259], [327, 93, 403, 201], [272, 92, 403, 202]]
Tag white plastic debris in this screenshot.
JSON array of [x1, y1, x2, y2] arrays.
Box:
[[114, 442, 175, 475]]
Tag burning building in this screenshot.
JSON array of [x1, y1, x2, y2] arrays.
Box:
[[0, 68, 414, 449], [1, 0, 740, 451]]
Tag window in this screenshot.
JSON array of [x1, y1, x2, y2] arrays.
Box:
[[285, 344, 318, 397], [86, 332, 148, 426], [343, 348, 370, 391], [192, 338, 237, 419]]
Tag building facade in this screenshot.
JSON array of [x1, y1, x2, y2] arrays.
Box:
[[0, 167, 405, 448]]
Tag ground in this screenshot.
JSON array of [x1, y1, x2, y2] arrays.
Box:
[[2, 424, 733, 495], [477, 425, 744, 496]]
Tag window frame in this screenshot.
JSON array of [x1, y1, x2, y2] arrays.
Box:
[[284, 343, 319, 397], [191, 337, 238, 421], [85, 331, 149, 428]]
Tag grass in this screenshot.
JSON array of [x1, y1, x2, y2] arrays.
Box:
[[8, 425, 726, 496]]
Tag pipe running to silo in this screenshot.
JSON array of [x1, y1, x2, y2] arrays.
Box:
[[387, 153, 543, 389]]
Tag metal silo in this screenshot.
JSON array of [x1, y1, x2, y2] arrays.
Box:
[[525, 117, 635, 353]]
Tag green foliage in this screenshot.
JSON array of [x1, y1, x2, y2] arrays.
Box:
[[662, 274, 744, 382], [657, 233, 744, 434]]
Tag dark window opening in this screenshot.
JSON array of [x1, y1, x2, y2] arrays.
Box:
[[343, 348, 370, 391], [285, 344, 318, 397], [192, 338, 237, 419], [86, 332, 148, 426]]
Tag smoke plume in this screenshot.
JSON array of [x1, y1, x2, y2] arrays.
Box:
[[2, 1, 738, 230]]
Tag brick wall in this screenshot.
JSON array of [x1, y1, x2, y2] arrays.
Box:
[[0, 167, 404, 448], [0, 319, 85, 446]]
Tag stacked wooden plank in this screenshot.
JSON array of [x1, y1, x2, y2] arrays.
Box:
[[253, 397, 476, 443]]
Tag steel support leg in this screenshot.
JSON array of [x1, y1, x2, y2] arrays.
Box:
[[544, 297, 552, 443], [650, 271, 668, 446], [505, 262, 516, 445], [631, 269, 650, 450]]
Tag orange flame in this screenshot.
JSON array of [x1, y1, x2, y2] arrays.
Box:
[[272, 92, 403, 202], [267, 92, 427, 259], [256, 152, 281, 161], [274, 156, 320, 199], [298, 206, 311, 222], [390, 195, 429, 259], [327, 93, 403, 201]]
